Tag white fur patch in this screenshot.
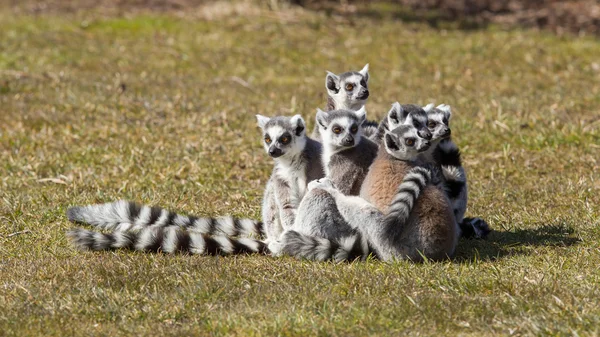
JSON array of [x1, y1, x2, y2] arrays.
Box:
[[213, 236, 233, 254], [216, 216, 235, 235], [135, 228, 155, 251], [173, 214, 190, 227], [114, 222, 133, 232], [133, 206, 152, 230], [93, 232, 111, 249], [190, 218, 211, 233], [189, 232, 206, 254], [162, 227, 178, 253], [237, 237, 260, 252], [152, 209, 169, 227]]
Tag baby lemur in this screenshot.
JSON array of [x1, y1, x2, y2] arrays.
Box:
[[311, 64, 379, 140], [316, 106, 378, 195], [271, 124, 457, 262]]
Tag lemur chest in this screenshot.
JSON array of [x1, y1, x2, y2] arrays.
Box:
[[276, 164, 307, 200]]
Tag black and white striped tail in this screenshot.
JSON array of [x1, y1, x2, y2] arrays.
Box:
[[384, 166, 431, 225], [280, 230, 370, 262], [66, 200, 264, 238], [67, 227, 270, 255]]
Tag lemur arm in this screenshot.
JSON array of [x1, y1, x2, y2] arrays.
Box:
[[272, 177, 299, 230]]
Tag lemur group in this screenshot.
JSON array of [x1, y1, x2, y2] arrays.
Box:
[[67, 64, 491, 262]]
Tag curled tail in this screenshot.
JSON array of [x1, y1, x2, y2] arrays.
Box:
[[66, 200, 264, 238], [384, 166, 432, 226], [67, 227, 270, 255], [278, 230, 370, 262]]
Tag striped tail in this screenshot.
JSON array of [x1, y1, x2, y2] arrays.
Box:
[[279, 230, 371, 262], [67, 227, 270, 255], [384, 166, 432, 225], [66, 200, 264, 238]]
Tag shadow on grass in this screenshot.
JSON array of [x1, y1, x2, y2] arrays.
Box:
[[453, 223, 581, 262]]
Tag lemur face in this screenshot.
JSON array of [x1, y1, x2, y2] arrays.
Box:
[[425, 104, 452, 141], [325, 64, 370, 109], [256, 114, 306, 159], [316, 107, 366, 150], [384, 124, 432, 161], [386, 102, 432, 140]]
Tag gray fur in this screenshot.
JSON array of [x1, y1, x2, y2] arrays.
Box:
[[317, 107, 378, 195], [66, 200, 264, 237], [311, 64, 370, 139], [257, 114, 324, 242]]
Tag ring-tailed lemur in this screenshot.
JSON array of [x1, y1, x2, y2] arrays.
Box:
[[271, 124, 457, 262], [311, 64, 379, 140], [67, 226, 269, 255], [66, 114, 323, 249], [257, 114, 324, 242], [316, 107, 378, 195], [419, 104, 490, 239], [371, 102, 432, 143]]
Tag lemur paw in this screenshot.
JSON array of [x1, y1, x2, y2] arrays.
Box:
[[460, 217, 492, 239], [268, 240, 284, 256], [308, 178, 335, 191]]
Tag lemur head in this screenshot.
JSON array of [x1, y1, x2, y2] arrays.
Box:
[[256, 114, 306, 160], [325, 64, 370, 110], [425, 104, 452, 142], [384, 125, 431, 161], [316, 107, 367, 150], [385, 102, 432, 140]]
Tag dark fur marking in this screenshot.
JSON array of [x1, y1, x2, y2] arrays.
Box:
[[128, 202, 142, 222], [148, 206, 163, 226]]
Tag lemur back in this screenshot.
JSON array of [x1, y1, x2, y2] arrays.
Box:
[[311, 64, 372, 139], [316, 107, 378, 195]]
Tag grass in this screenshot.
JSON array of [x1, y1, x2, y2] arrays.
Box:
[[1, 1, 599, 336]]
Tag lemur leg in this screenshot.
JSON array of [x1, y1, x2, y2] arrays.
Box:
[[262, 180, 283, 243], [269, 180, 357, 256]]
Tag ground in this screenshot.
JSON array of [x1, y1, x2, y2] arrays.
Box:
[[1, 1, 599, 336]]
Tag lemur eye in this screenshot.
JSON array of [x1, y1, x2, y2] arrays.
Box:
[[280, 136, 290, 144], [427, 121, 437, 128], [405, 138, 415, 146], [265, 137, 272, 144], [332, 126, 342, 134], [350, 125, 358, 133], [345, 83, 354, 91]]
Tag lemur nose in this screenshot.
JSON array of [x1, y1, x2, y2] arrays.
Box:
[[343, 135, 354, 146], [419, 130, 433, 140], [268, 147, 283, 158]]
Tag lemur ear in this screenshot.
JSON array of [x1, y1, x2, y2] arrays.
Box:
[[325, 71, 340, 95], [316, 108, 328, 130], [384, 132, 400, 152], [388, 102, 404, 125], [256, 114, 270, 129], [290, 114, 306, 136], [359, 63, 369, 83], [436, 104, 452, 120], [355, 106, 367, 125], [423, 103, 435, 113]]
